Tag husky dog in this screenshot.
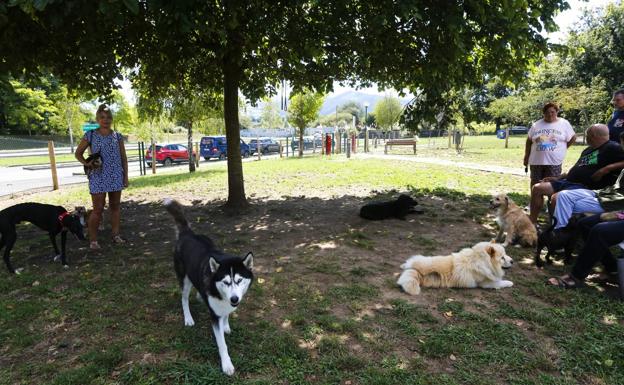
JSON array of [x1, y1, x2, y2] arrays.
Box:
[[164, 198, 253, 376], [360, 194, 422, 220], [489, 193, 537, 247], [0, 202, 86, 274], [397, 242, 513, 295]]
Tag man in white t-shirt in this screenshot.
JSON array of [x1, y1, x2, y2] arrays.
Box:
[[523, 102, 576, 189]]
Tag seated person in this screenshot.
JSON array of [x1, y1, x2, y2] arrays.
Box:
[[547, 212, 624, 288], [550, 131, 624, 230], [529, 124, 624, 223]]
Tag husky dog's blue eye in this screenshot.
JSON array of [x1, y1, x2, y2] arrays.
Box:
[[224, 281, 232, 286], [235, 279, 242, 284]]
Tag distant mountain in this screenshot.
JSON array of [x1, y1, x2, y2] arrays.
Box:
[[244, 90, 413, 119], [319, 91, 412, 116]]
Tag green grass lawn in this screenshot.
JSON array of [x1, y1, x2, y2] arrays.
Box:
[[1, 155, 623, 385], [406, 135, 585, 171], [0, 153, 79, 167]]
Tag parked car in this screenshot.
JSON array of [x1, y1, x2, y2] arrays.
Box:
[[508, 126, 529, 135], [200, 136, 250, 160], [291, 137, 315, 151], [249, 138, 281, 154], [357, 129, 383, 139], [291, 136, 324, 151], [145, 144, 197, 167]]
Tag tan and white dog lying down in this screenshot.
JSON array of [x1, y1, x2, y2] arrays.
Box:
[[397, 242, 514, 295]]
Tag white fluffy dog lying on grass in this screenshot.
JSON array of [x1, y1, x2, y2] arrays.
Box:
[[397, 242, 514, 295]]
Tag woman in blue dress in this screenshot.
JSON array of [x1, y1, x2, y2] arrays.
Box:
[[75, 104, 129, 250]]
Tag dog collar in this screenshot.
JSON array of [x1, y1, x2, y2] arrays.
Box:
[[58, 211, 70, 226]]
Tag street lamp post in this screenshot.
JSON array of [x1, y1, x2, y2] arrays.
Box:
[[364, 102, 369, 152]]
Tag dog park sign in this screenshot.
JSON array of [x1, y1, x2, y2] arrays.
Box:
[[82, 123, 99, 131]]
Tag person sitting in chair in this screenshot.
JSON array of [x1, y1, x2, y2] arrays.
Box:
[[529, 124, 624, 224], [549, 131, 624, 231], [547, 212, 624, 289]]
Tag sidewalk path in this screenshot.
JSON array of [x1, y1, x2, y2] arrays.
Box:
[[357, 153, 527, 177]]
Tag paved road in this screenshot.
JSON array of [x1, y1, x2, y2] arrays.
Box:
[[0, 159, 137, 197], [0, 152, 285, 197], [0, 144, 140, 158]]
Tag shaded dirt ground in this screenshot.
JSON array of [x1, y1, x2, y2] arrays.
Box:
[[1, 188, 623, 384]]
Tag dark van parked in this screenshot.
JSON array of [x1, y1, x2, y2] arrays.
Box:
[[200, 136, 250, 160]]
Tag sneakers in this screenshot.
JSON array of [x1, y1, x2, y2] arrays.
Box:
[[90, 235, 126, 249], [111, 235, 126, 244]]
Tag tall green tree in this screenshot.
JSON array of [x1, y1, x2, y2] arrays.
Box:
[[287, 91, 324, 157], [167, 88, 222, 172], [373, 96, 402, 132], [53, 87, 92, 150], [316, 111, 354, 127], [5, 79, 57, 135], [2, 0, 570, 208], [337, 101, 364, 125], [566, 3, 624, 91], [136, 93, 167, 148], [260, 99, 282, 129], [110, 90, 137, 134]]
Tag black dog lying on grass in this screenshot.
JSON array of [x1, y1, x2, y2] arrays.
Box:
[[535, 216, 578, 268], [360, 194, 423, 220], [0, 203, 86, 274]]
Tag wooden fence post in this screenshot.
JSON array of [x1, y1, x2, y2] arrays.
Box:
[[48, 141, 59, 190], [505, 127, 510, 149], [194, 142, 200, 168], [347, 137, 351, 158]]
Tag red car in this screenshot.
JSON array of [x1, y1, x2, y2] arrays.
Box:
[[145, 144, 197, 167]]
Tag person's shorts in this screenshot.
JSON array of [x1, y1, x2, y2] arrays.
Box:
[[550, 179, 586, 193], [530, 164, 562, 186]]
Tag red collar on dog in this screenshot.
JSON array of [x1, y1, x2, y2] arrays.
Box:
[[58, 211, 70, 227]]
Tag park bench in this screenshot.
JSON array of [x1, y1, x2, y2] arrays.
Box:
[[384, 138, 418, 155]]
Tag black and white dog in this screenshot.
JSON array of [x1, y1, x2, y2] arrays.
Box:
[[164, 198, 253, 376], [0, 202, 86, 274], [360, 194, 422, 220]]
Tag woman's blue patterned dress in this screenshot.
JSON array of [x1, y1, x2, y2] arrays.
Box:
[[84, 130, 125, 194]]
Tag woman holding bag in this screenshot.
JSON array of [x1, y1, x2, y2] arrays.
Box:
[[75, 104, 129, 250]]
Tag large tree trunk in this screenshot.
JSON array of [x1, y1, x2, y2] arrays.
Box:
[[222, 28, 247, 209], [298, 127, 303, 157], [187, 121, 195, 172]]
